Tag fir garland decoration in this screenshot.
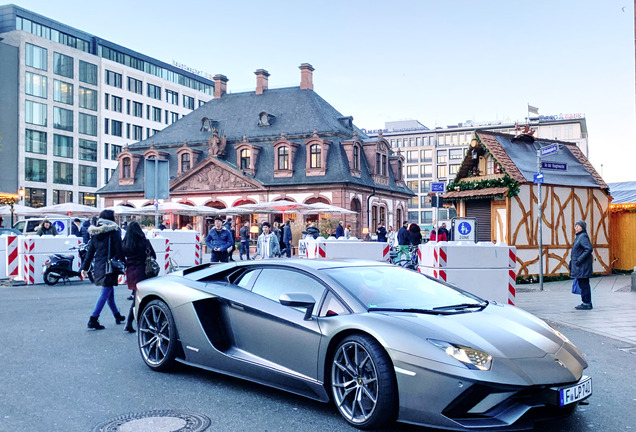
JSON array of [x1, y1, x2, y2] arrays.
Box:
[[447, 175, 520, 198]]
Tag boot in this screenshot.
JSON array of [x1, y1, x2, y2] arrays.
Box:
[[123, 325, 136, 333], [115, 313, 126, 324], [88, 316, 105, 330]]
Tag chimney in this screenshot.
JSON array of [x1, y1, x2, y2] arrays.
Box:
[[299, 63, 314, 90], [254, 69, 270, 95], [213, 74, 229, 98]]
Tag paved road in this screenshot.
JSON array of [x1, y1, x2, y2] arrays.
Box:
[[1, 274, 635, 431]]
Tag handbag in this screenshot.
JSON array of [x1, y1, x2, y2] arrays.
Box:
[[145, 249, 160, 278], [105, 235, 126, 276], [571, 278, 582, 295]]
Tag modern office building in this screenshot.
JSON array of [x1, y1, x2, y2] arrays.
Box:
[[364, 114, 588, 226], [0, 5, 214, 207]]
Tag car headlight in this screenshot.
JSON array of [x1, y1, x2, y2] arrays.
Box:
[[428, 339, 493, 371]]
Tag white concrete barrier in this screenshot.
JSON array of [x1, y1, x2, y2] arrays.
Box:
[[17, 236, 82, 285], [299, 237, 390, 261], [148, 229, 202, 267], [419, 241, 517, 305]]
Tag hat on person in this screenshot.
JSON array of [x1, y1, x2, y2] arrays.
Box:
[[575, 220, 587, 231]]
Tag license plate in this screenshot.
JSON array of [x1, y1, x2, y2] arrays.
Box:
[[559, 376, 592, 406]]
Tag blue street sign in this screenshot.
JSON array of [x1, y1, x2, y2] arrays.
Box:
[[540, 144, 558, 157], [458, 221, 472, 236], [534, 172, 544, 184], [53, 220, 66, 234], [431, 182, 445, 193], [541, 161, 567, 171]]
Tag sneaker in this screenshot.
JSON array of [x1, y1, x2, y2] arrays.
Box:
[[574, 303, 593, 310]]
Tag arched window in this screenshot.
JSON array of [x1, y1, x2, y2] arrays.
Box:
[[122, 158, 131, 178], [278, 146, 289, 170], [181, 153, 191, 173], [240, 149, 251, 170], [310, 144, 321, 169], [353, 145, 359, 171]]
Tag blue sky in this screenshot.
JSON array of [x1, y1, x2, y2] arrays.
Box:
[[10, 0, 636, 182]]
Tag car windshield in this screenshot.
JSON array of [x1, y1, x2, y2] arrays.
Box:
[[326, 266, 485, 311]]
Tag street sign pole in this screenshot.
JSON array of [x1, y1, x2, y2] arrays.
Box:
[[536, 149, 544, 291], [154, 159, 159, 229]]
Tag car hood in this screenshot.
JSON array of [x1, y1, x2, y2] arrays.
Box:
[[378, 303, 563, 359]]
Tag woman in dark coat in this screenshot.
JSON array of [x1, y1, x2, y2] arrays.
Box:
[[81, 209, 126, 330], [408, 223, 422, 246], [570, 220, 594, 310], [122, 221, 155, 333]]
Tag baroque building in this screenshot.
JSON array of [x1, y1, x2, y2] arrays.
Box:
[[98, 65, 413, 237]]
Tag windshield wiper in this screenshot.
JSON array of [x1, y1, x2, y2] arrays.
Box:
[[368, 307, 450, 315], [432, 302, 488, 312]]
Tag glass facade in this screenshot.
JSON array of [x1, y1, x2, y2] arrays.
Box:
[[79, 113, 97, 136], [25, 158, 47, 182], [53, 107, 73, 131], [25, 43, 47, 71], [53, 161, 73, 184], [25, 100, 47, 126], [79, 139, 97, 161], [53, 80, 73, 104], [79, 87, 97, 110], [17, 17, 90, 52], [79, 165, 97, 187], [25, 72, 47, 98], [79, 60, 97, 85], [25, 129, 47, 154], [53, 134, 73, 158], [53, 52, 73, 78]]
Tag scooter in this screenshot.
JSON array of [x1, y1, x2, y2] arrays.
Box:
[[42, 243, 93, 285]]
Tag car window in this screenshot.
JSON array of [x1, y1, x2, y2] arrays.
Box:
[[235, 269, 261, 290], [319, 291, 349, 317], [252, 268, 326, 307], [13, 221, 25, 232], [27, 220, 40, 232]]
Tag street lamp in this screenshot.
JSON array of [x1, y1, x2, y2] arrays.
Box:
[[0, 192, 20, 227]]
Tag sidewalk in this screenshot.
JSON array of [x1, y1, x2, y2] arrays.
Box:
[[514, 274, 636, 345]]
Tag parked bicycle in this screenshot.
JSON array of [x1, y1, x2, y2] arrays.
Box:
[[393, 245, 419, 270]]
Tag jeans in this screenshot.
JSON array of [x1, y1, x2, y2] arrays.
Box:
[[211, 251, 229, 263], [284, 241, 292, 258], [579, 278, 592, 304], [240, 240, 250, 259], [92, 286, 119, 318]]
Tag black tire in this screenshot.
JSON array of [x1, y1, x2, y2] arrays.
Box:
[[138, 299, 178, 372], [43, 269, 60, 286], [331, 334, 398, 430]]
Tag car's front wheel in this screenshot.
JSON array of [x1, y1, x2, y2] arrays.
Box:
[[331, 334, 398, 429], [138, 299, 178, 371]]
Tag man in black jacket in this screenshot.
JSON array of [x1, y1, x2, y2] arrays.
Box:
[[570, 220, 594, 310]]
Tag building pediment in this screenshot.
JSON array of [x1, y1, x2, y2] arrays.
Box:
[[170, 157, 263, 192]]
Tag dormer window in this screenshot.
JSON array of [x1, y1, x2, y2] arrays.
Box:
[[122, 158, 131, 178], [278, 146, 289, 170], [235, 137, 261, 176], [305, 131, 330, 176], [353, 145, 360, 171], [200, 117, 215, 132], [273, 134, 298, 178], [181, 153, 191, 172], [258, 112, 275, 127], [240, 149, 251, 169], [310, 144, 321, 169]]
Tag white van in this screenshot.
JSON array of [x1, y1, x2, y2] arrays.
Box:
[[13, 216, 83, 236]]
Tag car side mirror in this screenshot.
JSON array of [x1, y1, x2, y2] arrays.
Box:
[[279, 293, 316, 320]]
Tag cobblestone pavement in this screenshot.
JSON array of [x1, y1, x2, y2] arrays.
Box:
[[514, 274, 636, 345]]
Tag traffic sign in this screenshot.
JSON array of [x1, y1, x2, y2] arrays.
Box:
[[540, 144, 558, 157], [541, 161, 567, 171], [431, 182, 445, 193], [533, 172, 544, 184]]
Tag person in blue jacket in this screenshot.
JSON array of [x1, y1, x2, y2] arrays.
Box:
[[205, 216, 234, 263]]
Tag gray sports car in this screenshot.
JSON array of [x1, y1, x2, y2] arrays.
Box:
[[134, 259, 591, 430]]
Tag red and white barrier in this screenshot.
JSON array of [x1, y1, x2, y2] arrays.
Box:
[[15, 236, 82, 285], [419, 241, 517, 305], [1, 235, 20, 279], [298, 238, 390, 261], [148, 229, 201, 268]]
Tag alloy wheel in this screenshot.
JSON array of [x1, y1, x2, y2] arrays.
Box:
[[139, 304, 171, 366]]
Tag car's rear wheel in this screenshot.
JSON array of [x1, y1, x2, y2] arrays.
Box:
[[138, 299, 178, 371], [331, 334, 397, 429]]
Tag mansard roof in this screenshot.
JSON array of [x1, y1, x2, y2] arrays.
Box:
[[98, 86, 413, 196]]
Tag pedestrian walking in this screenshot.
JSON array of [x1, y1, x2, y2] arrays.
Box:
[[122, 221, 155, 333], [224, 217, 236, 261], [409, 223, 422, 246], [282, 220, 293, 258], [397, 221, 410, 260], [239, 221, 251, 260], [344, 224, 352, 239], [71, 218, 82, 237], [335, 221, 345, 239], [36, 219, 58, 236], [255, 222, 280, 259], [81, 209, 126, 330], [376, 222, 387, 242], [570, 220, 594, 310], [206, 216, 234, 263], [272, 221, 283, 257]]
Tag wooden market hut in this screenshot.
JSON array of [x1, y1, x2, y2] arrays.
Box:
[[443, 129, 611, 278], [608, 181, 636, 271]]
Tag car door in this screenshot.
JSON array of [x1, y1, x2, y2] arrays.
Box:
[[224, 267, 326, 381]]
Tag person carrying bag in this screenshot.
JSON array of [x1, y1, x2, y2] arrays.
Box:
[[122, 221, 156, 333]]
